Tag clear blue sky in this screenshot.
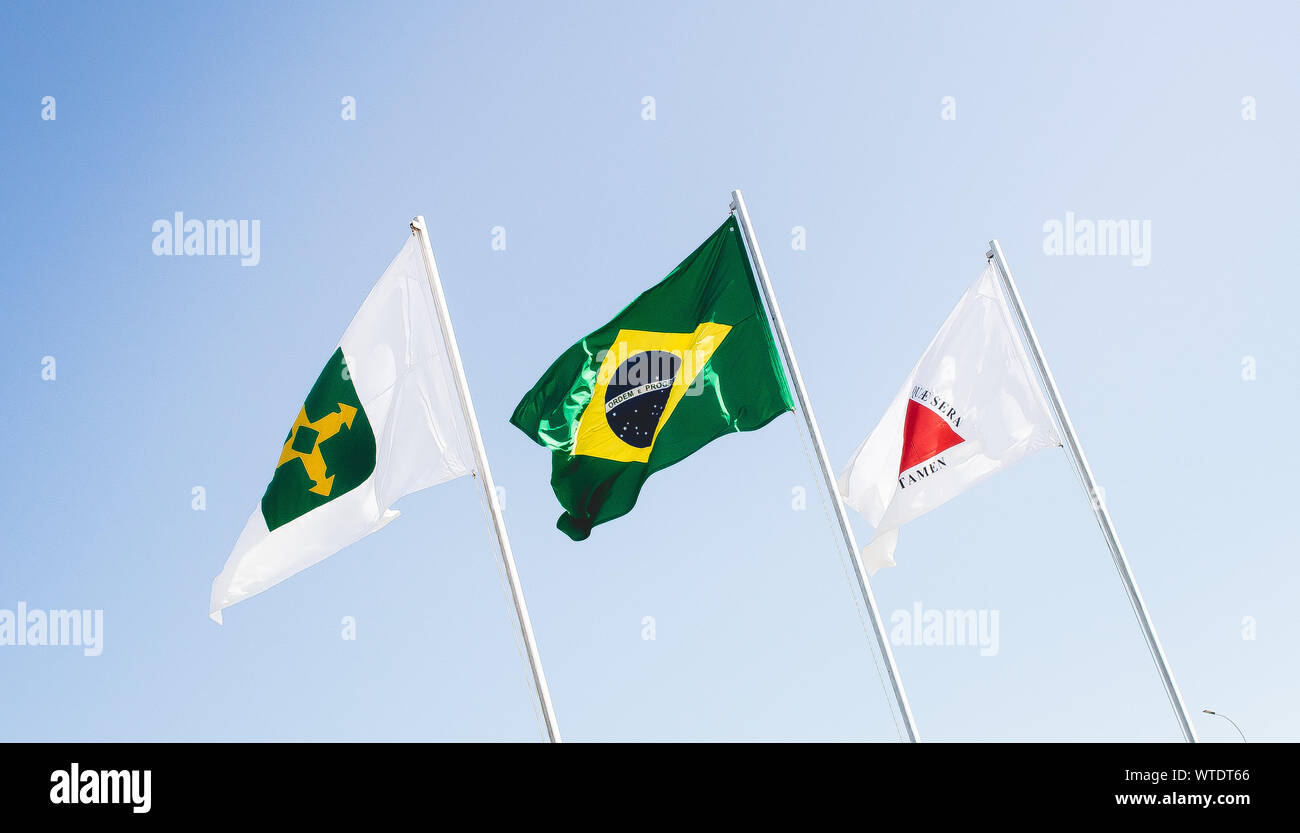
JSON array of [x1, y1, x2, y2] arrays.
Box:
[[1, 1, 1295, 741]]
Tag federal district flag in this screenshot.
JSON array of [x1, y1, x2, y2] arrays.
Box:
[[210, 235, 473, 622], [837, 265, 1061, 572], [511, 216, 793, 540]]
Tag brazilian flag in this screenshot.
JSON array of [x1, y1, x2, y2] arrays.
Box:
[[511, 216, 794, 540]]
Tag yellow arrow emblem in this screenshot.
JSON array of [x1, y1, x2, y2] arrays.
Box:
[[276, 402, 359, 496]]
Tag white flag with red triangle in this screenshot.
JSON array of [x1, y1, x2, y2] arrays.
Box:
[[837, 264, 1062, 572]]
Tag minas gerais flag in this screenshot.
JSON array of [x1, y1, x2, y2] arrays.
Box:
[[511, 216, 794, 540], [838, 242, 1199, 742], [837, 264, 1062, 572], [210, 234, 473, 622]]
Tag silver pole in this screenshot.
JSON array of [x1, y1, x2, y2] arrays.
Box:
[[410, 216, 563, 743], [730, 190, 920, 742], [986, 239, 1197, 743]]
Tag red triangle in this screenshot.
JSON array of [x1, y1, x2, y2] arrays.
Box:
[[898, 399, 965, 474]]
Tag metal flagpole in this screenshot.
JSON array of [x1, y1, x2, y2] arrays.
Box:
[[986, 239, 1197, 743], [730, 190, 920, 742], [410, 216, 563, 743]]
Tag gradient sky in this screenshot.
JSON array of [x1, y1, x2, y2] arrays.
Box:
[[1, 0, 1295, 741]]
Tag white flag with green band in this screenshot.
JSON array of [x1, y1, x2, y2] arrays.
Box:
[[210, 235, 473, 623]]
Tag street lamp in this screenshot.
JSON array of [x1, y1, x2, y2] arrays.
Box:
[[1202, 709, 1246, 742]]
